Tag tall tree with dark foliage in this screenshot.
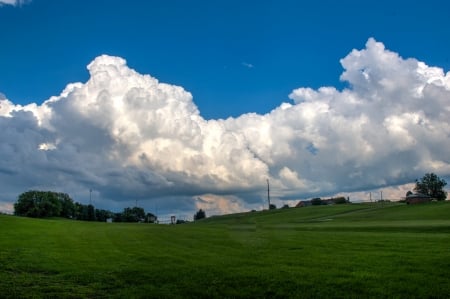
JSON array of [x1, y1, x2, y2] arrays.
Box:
[[414, 173, 447, 201]]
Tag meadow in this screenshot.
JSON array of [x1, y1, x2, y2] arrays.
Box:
[[1, 202, 449, 298]]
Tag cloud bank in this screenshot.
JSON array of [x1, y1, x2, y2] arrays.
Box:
[[1, 38, 449, 215]]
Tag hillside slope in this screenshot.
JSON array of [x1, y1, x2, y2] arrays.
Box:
[[1, 202, 449, 298]]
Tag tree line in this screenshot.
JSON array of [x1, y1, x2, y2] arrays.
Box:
[[13, 190, 157, 223]]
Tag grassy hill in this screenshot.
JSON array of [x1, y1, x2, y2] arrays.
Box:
[[1, 202, 449, 298]]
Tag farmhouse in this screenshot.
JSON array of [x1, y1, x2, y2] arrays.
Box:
[[405, 193, 433, 204]]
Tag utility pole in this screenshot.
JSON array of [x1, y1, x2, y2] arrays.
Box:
[[89, 189, 92, 206], [267, 179, 271, 209]]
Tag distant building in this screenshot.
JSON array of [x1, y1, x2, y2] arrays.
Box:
[[296, 200, 312, 207], [405, 193, 433, 204]]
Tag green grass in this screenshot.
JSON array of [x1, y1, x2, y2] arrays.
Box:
[[1, 202, 449, 298]]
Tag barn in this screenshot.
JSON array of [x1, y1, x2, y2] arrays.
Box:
[[405, 193, 433, 204]]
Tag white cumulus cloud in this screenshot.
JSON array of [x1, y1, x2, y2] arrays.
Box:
[[1, 38, 449, 216]]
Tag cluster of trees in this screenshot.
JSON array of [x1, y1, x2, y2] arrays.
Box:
[[113, 206, 157, 223], [311, 196, 349, 206], [412, 173, 447, 200], [14, 190, 157, 223], [14, 191, 81, 218]]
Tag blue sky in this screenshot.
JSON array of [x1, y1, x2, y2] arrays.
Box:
[[1, 0, 449, 217], [2, 0, 449, 119]]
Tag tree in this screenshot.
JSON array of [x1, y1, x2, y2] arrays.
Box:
[[311, 198, 322, 206], [14, 190, 62, 218], [59, 193, 75, 218], [74, 202, 85, 220], [74, 203, 90, 220], [122, 207, 145, 222], [145, 213, 157, 223], [333, 197, 348, 204], [95, 209, 114, 222], [414, 173, 447, 201], [87, 204, 96, 221], [14, 191, 37, 217], [113, 212, 123, 222], [39, 191, 62, 217], [194, 209, 206, 221], [73, 203, 97, 221]]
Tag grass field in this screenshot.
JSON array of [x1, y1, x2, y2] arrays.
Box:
[[1, 202, 449, 298]]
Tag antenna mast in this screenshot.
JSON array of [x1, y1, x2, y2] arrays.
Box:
[[267, 179, 271, 209]]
